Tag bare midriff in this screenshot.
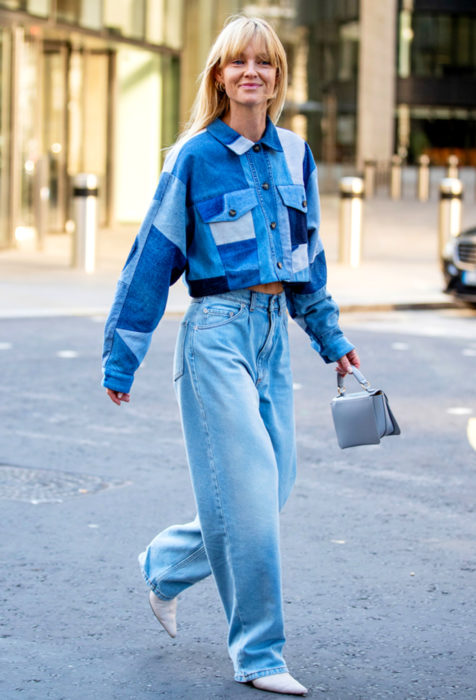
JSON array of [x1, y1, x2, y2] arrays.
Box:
[[248, 281, 284, 295]]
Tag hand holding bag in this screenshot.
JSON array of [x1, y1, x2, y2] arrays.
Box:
[[330, 366, 400, 449]]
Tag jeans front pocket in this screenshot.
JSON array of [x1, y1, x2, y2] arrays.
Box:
[[196, 301, 246, 329], [173, 321, 188, 381]]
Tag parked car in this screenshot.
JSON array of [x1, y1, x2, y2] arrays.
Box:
[[442, 226, 476, 305]]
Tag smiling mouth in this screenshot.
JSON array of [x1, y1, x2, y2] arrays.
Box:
[[240, 83, 262, 88]]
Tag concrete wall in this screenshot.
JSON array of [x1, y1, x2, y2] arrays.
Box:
[[357, 0, 398, 169]]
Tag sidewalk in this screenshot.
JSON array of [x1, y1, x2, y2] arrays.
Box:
[[1, 195, 474, 318]]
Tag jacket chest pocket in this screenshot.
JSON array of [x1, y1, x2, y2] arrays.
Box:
[[196, 188, 259, 246], [277, 184, 309, 248]]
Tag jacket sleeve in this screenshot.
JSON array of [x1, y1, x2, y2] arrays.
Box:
[[285, 143, 354, 363], [102, 167, 188, 393]]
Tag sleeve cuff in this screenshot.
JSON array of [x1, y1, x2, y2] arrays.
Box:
[[102, 371, 134, 394]]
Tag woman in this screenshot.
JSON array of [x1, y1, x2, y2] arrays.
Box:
[[103, 15, 359, 696]]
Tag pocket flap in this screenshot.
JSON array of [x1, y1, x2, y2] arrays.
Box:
[[196, 188, 259, 223], [277, 184, 308, 212]]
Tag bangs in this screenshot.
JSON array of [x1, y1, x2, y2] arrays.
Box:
[[218, 21, 281, 67]]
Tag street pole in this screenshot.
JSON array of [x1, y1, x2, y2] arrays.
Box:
[[438, 178, 463, 257], [417, 154, 430, 202], [364, 159, 376, 199], [339, 177, 364, 268], [72, 173, 99, 274], [390, 155, 402, 200], [446, 155, 459, 179]]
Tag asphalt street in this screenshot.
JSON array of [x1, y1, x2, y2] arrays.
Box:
[[1, 308, 475, 700]]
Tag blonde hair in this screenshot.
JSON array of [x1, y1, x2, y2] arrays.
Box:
[[179, 15, 288, 144]]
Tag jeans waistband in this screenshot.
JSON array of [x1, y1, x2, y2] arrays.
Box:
[[193, 288, 286, 312]]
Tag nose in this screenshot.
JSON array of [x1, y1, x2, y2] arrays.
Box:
[[244, 60, 258, 76]]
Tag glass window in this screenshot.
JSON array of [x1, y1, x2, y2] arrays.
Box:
[[104, 0, 145, 40], [407, 106, 476, 165], [145, 0, 183, 48], [338, 21, 359, 81], [163, 0, 183, 50], [56, 0, 80, 24], [80, 0, 102, 30], [405, 12, 476, 79], [27, 0, 49, 16], [146, 0, 165, 45]]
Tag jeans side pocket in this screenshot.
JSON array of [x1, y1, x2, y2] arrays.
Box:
[[173, 322, 188, 381]]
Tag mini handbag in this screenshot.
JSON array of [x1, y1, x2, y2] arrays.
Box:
[[330, 366, 400, 449]]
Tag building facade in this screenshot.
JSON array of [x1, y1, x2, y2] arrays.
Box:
[[0, 0, 183, 249], [294, 0, 476, 171], [396, 0, 476, 166], [1, 0, 475, 250]]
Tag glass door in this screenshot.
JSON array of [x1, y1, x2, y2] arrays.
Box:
[[67, 48, 112, 227], [43, 42, 68, 232]]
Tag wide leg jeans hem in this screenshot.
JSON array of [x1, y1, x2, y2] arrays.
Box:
[[234, 665, 289, 683], [139, 566, 174, 602]]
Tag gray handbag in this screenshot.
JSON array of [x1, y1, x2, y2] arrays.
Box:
[[330, 367, 400, 449]]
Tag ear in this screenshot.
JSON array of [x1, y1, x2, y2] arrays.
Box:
[[214, 64, 223, 82]]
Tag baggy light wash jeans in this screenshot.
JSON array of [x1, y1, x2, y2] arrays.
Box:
[[138, 289, 297, 683]]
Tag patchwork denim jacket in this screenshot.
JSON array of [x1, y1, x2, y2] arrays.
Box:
[[102, 117, 354, 393]]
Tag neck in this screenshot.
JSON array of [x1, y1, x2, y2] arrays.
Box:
[[223, 106, 268, 143]]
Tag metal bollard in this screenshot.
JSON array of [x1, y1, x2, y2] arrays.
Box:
[[390, 155, 402, 200], [339, 177, 364, 267], [438, 178, 463, 257], [364, 159, 376, 198], [417, 154, 430, 202], [446, 154, 459, 179], [72, 173, 99, 273]]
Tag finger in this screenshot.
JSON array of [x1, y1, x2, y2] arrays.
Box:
[[106, 389, 121, 406], [348, 350, 360, 368]]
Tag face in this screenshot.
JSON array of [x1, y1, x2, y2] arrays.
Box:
[[216, 40, 278, 113]]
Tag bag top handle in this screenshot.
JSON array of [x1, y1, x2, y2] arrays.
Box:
[[337, 365, 371, 395]]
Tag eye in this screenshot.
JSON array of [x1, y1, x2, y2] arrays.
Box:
[[231, 58, 244, 65]]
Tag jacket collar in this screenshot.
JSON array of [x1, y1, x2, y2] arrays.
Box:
[[207, 116, 283, 155]]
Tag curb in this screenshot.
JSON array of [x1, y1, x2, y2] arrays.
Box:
[[0, 300, 460, 320]]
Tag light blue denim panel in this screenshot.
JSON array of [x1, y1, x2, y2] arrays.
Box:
[[228, 134, 254, 155], [116, 328, 154, 366], [152, 173, 188, 256], [210, 212, 255, 246], [292, 244, 308, 272], [305, 169, 324, 262], [277, 127, 305, 185]]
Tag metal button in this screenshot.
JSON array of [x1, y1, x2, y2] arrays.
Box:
[[302, 199, 307, 207], [270, 221, 277, 229], [277, 261, 283, 269], [262, 182, 270, 190], [229, 209, 237, 217], [253, 144, 260, 152]]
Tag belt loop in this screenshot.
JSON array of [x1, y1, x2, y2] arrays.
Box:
[[250, 292, 255, 312]]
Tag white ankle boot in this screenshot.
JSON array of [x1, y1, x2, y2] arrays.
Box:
[[252, 672, 307, 695], [148, 590, 177, 638]]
